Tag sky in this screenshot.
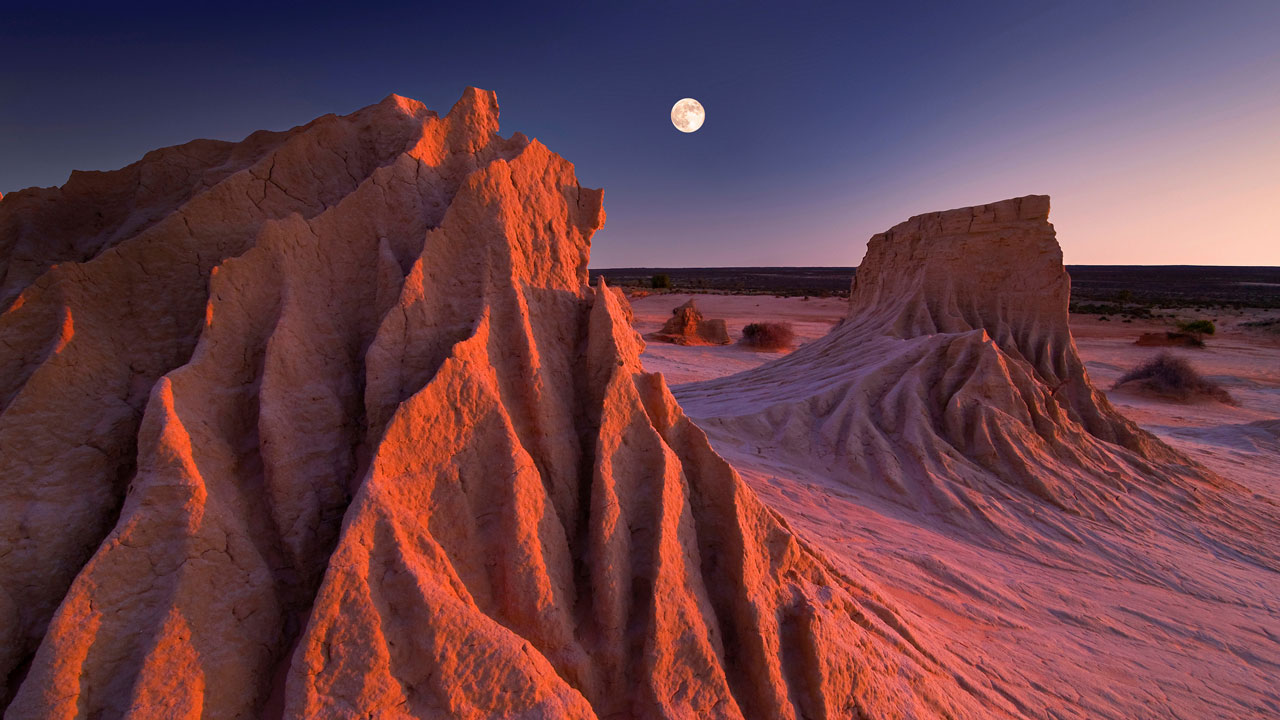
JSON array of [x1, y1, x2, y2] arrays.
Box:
[[2, 1, 1278, 267]]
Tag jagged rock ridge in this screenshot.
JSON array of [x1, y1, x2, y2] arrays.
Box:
[[0, 91, 1005, 718]]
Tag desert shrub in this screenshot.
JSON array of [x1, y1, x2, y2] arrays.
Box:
[[1177, 319, 1216, 336], [1113, 353, 1233, 403], [1070, 301, 1152, 319], [651, 273, 672, 289], [741, 322, 795, 350], [1135, 331, 1204, 347], [1242, 318, 1280, 332]]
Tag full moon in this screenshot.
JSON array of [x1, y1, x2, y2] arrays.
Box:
[[671, 98, 705, 133]]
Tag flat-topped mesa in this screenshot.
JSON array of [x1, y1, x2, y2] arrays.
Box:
[[848, 194, 1157, 449], [678, 195, 1225, 529], [1, 90, 991, 718], [849, 196, 1067, 373], [850, 195, 1057, 335]]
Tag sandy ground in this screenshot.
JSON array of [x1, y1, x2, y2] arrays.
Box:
[[632, 291, 1280, 718], [633, 292, 1280, 494], [630, 293, 849, 385], [1072, 310, 1280, 497]]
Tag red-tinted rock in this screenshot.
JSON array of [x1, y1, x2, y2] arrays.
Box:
[[1, 90, 992, 718], [650, 298, 731, 345]]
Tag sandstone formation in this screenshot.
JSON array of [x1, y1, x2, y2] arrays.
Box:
[[0, 91, 1007, 718], [677, 197, 1273, 539], [675, 196, 1280, 719], [606, 283, 635, 325], [650, 298, 730, 345]]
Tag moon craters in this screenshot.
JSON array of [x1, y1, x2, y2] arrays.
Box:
[[671, 98, 705, 133]]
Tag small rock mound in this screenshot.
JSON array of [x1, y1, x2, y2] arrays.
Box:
[[650, 298, 730, 345], [677, 196, 1280, 720]]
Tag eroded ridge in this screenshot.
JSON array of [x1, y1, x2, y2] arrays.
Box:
[[0, 88, 525, 708], [1, 91, 998, 718], [675, 196, 1280, 719], [677, 197, 1277, 543]]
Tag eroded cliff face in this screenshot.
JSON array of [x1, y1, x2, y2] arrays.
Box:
[[675, 197, 1280, 720], [844, 196, 1158, 457], [0, 88, 524, 711], [677, 197, 1277, 546], [0, 91, 999, 718]]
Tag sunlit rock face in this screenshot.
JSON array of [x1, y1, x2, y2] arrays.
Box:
[[0, 90, 995, 718]]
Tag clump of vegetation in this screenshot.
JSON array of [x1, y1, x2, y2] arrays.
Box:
[[1113, 353, 1233, 404], [1177, 319, 1216, 336], [650, 273, 672, 290], [741, 322, 795, 351], [1070, 301, 1154, 319], [1135, 331, 1204, 347], [1242, 318, 1280, 332]]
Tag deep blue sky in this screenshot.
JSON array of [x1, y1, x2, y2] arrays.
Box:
[[3, 1, 1278, 266]]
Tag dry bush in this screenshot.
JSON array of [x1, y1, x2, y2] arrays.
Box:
[[1113, 352, 1234, 403], [1177, 319, 1216, 336], [741, 322, 795, 351], [1135, 331, 1204, 347]]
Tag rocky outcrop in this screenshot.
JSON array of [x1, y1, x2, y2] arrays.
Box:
[[676, 196, 1280, 720], [677, 197, 1260, 533], [650, 298, 730, 345], [1, 91, 476, 709], [0, 91, 1001, 718]]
